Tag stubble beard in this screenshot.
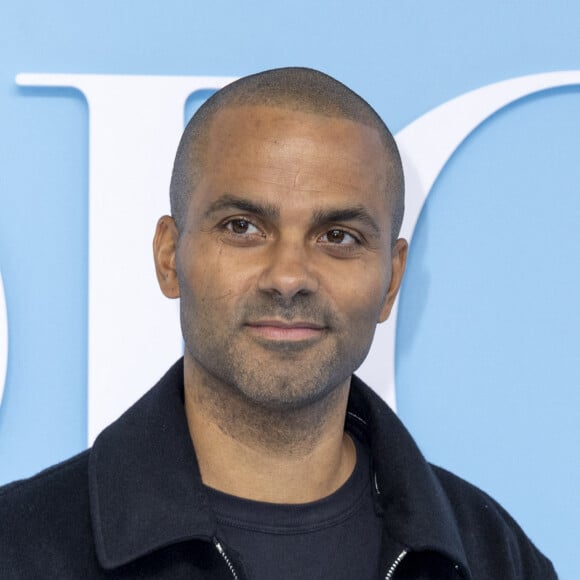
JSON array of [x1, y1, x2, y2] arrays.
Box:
[[180, 290, 375, 450], [183, 292, 357, 409]]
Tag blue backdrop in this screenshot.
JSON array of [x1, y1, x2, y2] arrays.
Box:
[[1, 2, 578, 577]]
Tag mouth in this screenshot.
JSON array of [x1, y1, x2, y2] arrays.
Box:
[[244, 319, 327, 342]]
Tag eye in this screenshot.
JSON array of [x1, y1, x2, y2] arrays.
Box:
[[319, 229, 359, 245], [225, 218, 261, 235]]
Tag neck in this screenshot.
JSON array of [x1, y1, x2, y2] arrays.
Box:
[[183, 358, 356, 504]]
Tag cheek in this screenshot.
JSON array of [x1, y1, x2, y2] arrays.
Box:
[[179, 242, 258, 307], [328, 264, 390, 323]]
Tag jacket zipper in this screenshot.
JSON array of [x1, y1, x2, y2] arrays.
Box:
[[384, 549, 408, 580], [214, 538, 240, 580]]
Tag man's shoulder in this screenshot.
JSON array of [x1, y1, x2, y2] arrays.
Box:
[[0, 449, 89, 507], [430, 464, 557, 578], [0, 450, 96, 575], [349, 376, 557, 577], [430, 462, 537, 545]]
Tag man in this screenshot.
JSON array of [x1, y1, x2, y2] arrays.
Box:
[[0, 68, 556, 578]]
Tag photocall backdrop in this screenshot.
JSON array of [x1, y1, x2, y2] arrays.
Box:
[[0, 2, 578, 577]]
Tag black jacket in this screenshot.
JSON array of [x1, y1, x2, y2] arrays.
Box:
[[0, 359, 557, 579]]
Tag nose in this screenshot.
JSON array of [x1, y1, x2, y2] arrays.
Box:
[[257, 238, 319, 300]]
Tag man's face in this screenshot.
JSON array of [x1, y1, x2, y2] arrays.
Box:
[[162, 105, 406, 409]]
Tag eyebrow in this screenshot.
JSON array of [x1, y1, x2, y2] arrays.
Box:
[[311, 206, 381, 237], [203, 194, 381, 237], [202, 194, 280, 221]]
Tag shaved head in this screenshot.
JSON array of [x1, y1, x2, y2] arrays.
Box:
[[170, 67, 404, 244]]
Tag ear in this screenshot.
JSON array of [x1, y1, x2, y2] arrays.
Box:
[[153, 215, 180, 299], [378, 238, 408, 323]]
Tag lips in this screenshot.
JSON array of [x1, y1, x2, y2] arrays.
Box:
[[245, 319, 326, 342]]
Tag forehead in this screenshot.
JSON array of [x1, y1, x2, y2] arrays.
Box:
[[205, 104, 386, 163], [193, 104, 393, 218]]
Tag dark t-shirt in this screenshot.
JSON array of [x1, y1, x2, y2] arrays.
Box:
[[205, 432, 383, 579]]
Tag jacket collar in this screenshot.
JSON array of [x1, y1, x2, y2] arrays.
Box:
[[89, 359, 217, 569], [348, 375, 471, 577], [90, 359, 470, 574]]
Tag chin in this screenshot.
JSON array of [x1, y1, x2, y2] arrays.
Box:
[[233, 373, 346, 412]]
